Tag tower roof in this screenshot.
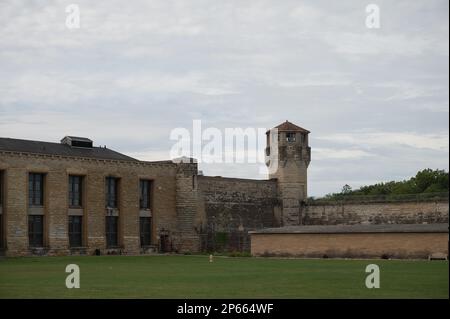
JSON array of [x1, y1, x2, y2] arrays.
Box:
[[267, 120, 310, 134]]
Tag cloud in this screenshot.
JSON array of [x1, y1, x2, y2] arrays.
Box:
[[115, 73, 238, 96], [317, 132, 449, 151], [325, 32, 448, 56], [313, 148, 373, 160], [0, 0, 448, 196]]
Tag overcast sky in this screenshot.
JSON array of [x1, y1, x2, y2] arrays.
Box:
[[0, 0, 448, 196]]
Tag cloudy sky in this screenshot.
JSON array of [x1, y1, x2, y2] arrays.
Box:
[[0, 0, 448, 196]]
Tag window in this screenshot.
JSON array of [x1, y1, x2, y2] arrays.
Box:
[[105, 216, 118, 247], [105, 177, 119, 208], [192, 175, 196, 190], [69, 175, 83, 207], [0, 213, 3, 249], [69, 216, 83, 247], [140, 217, 152, 247], [0, 171, 3, 206], [286, 132, 296, 142], [139, 180, 151, 209], [28, 215, 44, 247], [0, 171, 3, 248], [29, 173, 44, 206]]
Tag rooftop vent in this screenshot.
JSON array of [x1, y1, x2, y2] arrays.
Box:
[[61, 136, 93, 148]]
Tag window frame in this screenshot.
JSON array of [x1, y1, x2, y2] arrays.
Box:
[[105, 177, 119, 208], [28, 215, 44, 247], [0, 171, 3, 248], [286, 132, 296, 142], [29, 173, 44, 207], [0, 170, 3, 207], [139, 179, 152, 210], [0, 214, 3, 249], [105, 216, 119, 248], [68, 175, 83, 208], [139, 216, 152, 247], [68, 215, 83, 248]]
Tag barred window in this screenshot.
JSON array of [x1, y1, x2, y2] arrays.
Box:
[[0, 214, 3, 249], [28, 215, 44, 247], [286, 132, 296, 142], [105, 177, 119, 208], [69, 216, 82, 247], [139, 180, 151, 209], [29, 173, 44, 206], [105, 216, 118, 247], [140, 217, 152, 247], [69, 175, 83, 207], [0, 171, 3, 248], [0, 170, 3, 206]]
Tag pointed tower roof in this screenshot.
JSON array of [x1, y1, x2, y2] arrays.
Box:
[[267, 120, 310, 134]]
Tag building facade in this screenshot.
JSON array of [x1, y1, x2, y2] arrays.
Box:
[[0, 136, 200, 256], [0, 121, 448, 257]]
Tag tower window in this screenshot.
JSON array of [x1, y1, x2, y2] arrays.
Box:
[[286, 132, 296, 142]]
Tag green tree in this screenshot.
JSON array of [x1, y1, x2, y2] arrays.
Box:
[[341, 184, 352, 194]]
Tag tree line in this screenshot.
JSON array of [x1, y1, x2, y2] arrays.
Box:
[[325, 168, 449, 199]]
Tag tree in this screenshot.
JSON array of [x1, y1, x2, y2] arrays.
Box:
[[341, 184, 352, 194]]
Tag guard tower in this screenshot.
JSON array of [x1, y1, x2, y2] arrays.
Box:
[[266, 121, 311, 225]]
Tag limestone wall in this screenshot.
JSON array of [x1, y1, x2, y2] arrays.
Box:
[[251, 232, 449, 259], [303, 200, 449, 225], [0, 151, 180, 256], [197, 176, 279, 232]]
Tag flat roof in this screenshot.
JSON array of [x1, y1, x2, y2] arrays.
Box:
[[249, 223, 449, 234]]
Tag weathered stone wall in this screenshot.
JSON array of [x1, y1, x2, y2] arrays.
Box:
[[302, 201, 449, 225], [2, 148, 448, 257], [0, 151, 181, 256], [175, 161, 200, 253], [250, 232, 449, 259], [197, 176, 280, 232]]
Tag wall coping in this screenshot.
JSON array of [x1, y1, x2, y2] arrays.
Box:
[[0, 150, 178, 169], [198, 175, 277, 184], [249, 223, 449, 234]]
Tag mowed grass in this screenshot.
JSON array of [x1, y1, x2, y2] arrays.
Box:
[[0, 255, 448, 298]]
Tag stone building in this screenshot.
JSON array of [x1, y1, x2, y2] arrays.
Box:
[[0, 121, 448, 257], [0, 136, 200, 256]]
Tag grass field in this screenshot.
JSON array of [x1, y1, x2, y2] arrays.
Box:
[[0, 255, 448, 298]]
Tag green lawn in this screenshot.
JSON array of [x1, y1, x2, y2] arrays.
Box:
[[0, 255, 448, 298]]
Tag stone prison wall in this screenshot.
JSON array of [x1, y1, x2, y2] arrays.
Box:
[[197, 176, 280, 252], [302, 200, 449, 225]]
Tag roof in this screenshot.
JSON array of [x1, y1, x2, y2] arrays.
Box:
[[0, 137, 138, 162], [249, 223, 449, 234], [267, 120, 310, 134]]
